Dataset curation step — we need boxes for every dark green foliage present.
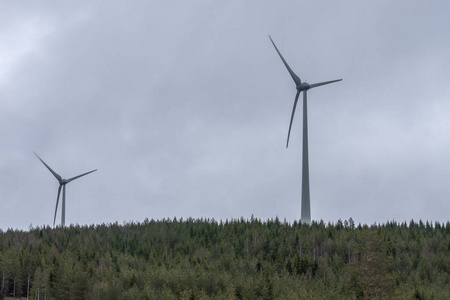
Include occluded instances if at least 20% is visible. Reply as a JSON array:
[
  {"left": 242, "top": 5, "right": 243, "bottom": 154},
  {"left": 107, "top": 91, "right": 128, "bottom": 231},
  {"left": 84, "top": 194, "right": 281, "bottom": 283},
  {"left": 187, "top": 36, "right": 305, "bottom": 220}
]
[{"left": 0, "top": 218, "right": 449, "bottom": 299}]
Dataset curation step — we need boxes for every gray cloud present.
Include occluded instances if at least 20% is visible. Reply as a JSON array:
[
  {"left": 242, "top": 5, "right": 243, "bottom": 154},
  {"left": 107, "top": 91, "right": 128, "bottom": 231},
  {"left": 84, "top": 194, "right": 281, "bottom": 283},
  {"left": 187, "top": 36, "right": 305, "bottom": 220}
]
[{"left": 1, "top": 1, "right": 449, "bottom": 230}]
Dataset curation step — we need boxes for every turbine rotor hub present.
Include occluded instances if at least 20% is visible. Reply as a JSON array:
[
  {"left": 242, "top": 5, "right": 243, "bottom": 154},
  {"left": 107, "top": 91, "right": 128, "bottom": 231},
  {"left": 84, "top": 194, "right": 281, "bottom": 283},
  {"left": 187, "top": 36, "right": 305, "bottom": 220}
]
[{"left": 296, "top": 82, "right": 310, "bottom": 91}]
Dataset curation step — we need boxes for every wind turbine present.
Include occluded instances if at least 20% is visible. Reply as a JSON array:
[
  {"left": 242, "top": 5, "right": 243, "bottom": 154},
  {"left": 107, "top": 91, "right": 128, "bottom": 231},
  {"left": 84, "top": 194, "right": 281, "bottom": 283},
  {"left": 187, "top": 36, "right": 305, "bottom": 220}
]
[
  {"left": 269, "top": 36, "right": 342, "bottom": 224},
  {"left": 34, "top": 152, "right": 97, "bottom": 227}
]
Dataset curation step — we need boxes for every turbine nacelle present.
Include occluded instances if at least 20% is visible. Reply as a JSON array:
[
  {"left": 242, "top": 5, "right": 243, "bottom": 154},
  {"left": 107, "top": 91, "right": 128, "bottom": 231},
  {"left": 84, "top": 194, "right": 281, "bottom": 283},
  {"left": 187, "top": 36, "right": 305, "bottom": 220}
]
[{"left": 296, "top": 82, "right": 310, "bottom": 91}]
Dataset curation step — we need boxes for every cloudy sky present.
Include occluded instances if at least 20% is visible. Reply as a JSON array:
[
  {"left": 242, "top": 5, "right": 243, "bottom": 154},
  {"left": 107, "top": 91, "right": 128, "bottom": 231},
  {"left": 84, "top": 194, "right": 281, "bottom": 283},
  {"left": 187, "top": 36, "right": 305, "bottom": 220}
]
[{"left": 1, "top": 1, "right": 449, "bottom": 230}]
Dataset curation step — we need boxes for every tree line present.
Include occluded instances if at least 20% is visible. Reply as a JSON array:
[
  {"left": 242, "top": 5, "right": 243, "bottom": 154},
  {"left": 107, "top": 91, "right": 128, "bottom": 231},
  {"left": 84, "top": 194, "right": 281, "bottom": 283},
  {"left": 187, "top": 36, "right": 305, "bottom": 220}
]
[{"left": 0, "top": 217, "right": 449, "bottom": 299}]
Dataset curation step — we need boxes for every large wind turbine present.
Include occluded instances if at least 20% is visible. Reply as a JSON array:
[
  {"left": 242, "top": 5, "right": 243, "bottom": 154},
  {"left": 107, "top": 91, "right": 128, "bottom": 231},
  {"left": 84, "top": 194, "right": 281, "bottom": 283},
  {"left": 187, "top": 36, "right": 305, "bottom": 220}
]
[
  {"left": 34, "top": 152, "right": 97, "bottom": 227},
  {"left": 269, "top": 36, "right": 342, "bottom": 224}
]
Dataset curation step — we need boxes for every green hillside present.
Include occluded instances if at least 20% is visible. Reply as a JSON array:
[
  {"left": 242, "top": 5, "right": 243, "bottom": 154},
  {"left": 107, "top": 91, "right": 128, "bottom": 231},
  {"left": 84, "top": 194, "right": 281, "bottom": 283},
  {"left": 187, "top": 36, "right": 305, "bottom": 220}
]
[{"left": 0, "top": 218, "right": 449, "bottom": 299}]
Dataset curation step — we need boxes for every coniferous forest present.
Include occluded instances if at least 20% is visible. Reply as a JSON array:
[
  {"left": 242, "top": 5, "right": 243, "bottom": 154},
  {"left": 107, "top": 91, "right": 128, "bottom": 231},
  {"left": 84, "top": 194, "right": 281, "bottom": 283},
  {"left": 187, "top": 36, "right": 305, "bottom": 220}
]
[{"left": 0, "top": 218, "right": 449, "bottom": 299}]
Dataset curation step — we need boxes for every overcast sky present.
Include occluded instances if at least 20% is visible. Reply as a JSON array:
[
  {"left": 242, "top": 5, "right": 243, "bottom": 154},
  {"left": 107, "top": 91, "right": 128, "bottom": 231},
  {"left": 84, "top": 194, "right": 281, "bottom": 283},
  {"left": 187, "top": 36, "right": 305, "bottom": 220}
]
[{"left": 1, "top": 1, "right": 449, "bottom": 230}]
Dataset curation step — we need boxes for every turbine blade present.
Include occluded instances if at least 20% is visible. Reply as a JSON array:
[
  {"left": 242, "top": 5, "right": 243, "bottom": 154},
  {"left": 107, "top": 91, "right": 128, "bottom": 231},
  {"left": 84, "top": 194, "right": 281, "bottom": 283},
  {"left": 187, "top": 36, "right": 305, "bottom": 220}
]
[
  {"left": 309, "top": 79, "right": 342, "bottom": 89},
  {"left": 66, "top": 169, "right": 97, "bottom": 183},
  {"left": 34, "top": 152, "right": 62, "bottom": 182},
  {"left": 287, "top": 90, "right": 301, "bottom": 148},
  {"left": 54, "top": 185, "right": 62, "bottom": 227},
  {"left": 268, "top": 35, "right": 302, "bottom": 86}
]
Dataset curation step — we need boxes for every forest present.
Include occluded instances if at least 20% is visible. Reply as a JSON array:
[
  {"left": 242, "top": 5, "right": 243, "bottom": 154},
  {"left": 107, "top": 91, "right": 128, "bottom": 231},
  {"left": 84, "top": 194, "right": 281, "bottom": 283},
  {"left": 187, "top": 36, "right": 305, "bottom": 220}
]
[{"left": 0, "top": 217, "right": 449, "bottom": 299}]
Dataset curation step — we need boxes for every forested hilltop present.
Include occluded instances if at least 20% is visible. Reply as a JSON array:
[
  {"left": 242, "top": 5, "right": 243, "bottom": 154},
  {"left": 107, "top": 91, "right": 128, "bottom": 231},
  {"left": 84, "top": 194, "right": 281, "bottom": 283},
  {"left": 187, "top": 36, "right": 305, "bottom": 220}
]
[{"left": 0, "top": 218, "right": 449, "bottom": 300}]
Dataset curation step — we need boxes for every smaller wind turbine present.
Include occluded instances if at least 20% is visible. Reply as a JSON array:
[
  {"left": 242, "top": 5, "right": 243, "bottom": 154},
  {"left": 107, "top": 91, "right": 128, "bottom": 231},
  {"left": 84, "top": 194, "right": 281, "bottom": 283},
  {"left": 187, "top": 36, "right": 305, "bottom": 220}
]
[{"left": 34, "top": 152, "right": 97, "bottom": 227}]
